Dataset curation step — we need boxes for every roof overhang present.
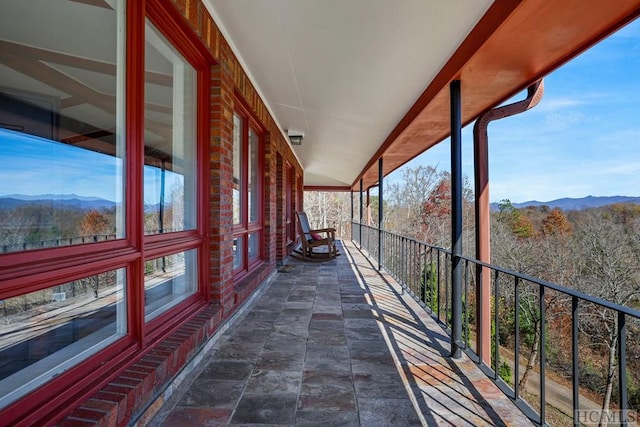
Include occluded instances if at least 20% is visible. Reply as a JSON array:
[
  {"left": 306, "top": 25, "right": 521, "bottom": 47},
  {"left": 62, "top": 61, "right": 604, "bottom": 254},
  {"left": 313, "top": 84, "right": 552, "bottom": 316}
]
[{"left": 204, "top": 0, "right": 640, "bottom": 191}]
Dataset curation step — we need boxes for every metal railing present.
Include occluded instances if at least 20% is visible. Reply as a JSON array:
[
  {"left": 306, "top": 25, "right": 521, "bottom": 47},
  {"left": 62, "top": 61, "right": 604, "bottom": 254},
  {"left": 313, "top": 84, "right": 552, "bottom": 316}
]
[
  {"left": 1, "top": 234, "right": 118, "bottom": 253},
  {"left": 1, "top": 228, "right": 185, "bottom": 253},
  {"left": 353, "top": 221, "right": 640, "bottom": 426}
]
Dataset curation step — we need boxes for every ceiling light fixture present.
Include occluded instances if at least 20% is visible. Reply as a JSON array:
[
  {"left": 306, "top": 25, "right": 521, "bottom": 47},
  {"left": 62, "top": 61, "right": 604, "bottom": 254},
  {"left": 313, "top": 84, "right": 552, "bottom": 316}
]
[{"left": 287, "top": 129, "right": 304, "bottom": 145}]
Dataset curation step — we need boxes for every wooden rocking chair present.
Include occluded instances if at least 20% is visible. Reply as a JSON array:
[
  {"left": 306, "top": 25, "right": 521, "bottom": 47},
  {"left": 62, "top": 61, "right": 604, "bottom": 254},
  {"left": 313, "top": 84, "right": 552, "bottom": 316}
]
[{"left": 293, "top": 211, "right": 339, "bottom": 262}]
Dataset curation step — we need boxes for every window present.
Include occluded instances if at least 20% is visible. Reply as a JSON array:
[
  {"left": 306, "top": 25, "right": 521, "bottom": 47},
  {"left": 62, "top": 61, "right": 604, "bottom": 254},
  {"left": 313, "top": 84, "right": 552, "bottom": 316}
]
[
  {"left": 0, "top": 269, "right": 127, "bottom": 408},
  {"left": 0, "top": 0, "right": 125, "bottom": 254},
  {"left": 0, "top": 0, "right": 210, "bottom": 416},
  {"left": 144, "top": 20, "right": 197, "bottom": 235},
  {"left": 145, "top": 250, "right": 197, "bottom": 320},
  {"left": 232, "top": 107, "right": 263, "bottom": 275},
  {"left": 0, "top": 0, "right": 127, "bottom": 407}
]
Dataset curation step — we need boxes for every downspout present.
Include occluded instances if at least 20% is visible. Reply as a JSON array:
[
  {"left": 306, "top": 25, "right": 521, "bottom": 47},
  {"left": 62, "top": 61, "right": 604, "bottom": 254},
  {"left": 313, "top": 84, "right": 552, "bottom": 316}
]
[{"left": 473, "top": 79, "right": 544, "bottom": 366}]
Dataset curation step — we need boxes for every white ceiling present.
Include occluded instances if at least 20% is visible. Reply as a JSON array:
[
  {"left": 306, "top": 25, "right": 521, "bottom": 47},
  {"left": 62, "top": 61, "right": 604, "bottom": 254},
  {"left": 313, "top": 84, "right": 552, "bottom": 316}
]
[{"left": 204, "top": 0, "right": 494, "bottom": 187}]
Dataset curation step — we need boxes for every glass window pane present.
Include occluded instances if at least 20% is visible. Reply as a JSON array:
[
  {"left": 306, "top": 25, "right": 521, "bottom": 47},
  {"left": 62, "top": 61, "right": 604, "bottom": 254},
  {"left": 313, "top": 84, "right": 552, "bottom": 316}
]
[
  {"left": 143, "top": 20, "right": 197, "bottom": 235},
  {"left": 232, "top": 236, "right": 244, "bottom": 271},
  {"left": 145, "top": 249, "right": 197, "bottom": 320},
  {"left": 248, "top": 127, "right": 259, "bottom": 223},
  {"left": 0, "top": 269, "right": 127, "bottom": 408},
  {"left": 248, "top": 232, "right": 259, "bottom": 262},
  {"left": 0, "top": 0, "right": 125, "bottom": 253},
  {"left": 232, "top": 114, "right": 242, "bottom": 225}
]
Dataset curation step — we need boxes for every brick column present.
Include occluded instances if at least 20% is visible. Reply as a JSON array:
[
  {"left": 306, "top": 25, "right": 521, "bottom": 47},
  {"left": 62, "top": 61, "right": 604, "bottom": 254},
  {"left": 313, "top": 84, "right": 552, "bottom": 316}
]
[
  {"left": 209, "top": 59, "right": 234, "bottom": 312},
  {"left": 262, "top": 132, "right": 277, "bottom": 264},
  {"left": 275, "top": 153, "right": 286, "bottom": 261}
]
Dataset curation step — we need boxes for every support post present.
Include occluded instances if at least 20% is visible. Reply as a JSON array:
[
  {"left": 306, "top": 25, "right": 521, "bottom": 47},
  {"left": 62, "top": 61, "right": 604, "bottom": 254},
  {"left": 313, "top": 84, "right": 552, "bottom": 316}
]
[
  {"left": 378, "top": 157, "right": 384, "bottom": 271},
  {"left": 350, "top": 190, "right": 354, "bottom": 241},
  {"left": 359, "top": 178, "right": 363, "bottom": 247},
  {"left": 450, "top": 80, "right": 463, "bottom": 359}
]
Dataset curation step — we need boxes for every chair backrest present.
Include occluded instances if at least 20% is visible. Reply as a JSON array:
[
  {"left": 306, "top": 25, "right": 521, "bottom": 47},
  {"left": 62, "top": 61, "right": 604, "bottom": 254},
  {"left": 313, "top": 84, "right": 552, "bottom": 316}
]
[{"left": 296, "top": 212, "right": 313, "bottom": 241}]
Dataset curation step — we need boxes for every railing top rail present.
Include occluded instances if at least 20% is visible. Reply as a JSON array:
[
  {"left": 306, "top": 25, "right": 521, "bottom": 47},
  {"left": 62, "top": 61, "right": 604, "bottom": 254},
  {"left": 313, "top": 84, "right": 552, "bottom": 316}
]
[
  {"left": 352, "top": 221, "right": 451, "bottom": 255},
  {"left": 459, "top": 253, "right": 640, "bottom": 318},
  {"left": 352, "top": 220, "right": 640, "bottom": 319}
]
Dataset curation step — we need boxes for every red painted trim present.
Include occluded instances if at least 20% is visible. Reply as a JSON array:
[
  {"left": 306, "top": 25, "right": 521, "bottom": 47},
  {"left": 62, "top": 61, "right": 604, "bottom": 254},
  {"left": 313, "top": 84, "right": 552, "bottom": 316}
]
[
  {"left": 198, "top": 66, "right": 212, "bottom": 303},
  {"left": 128, "top": 0, "right": 146, "bottom": 353},
  {"left": 0, "top": 238, "right": 130, "bottom": 272},
  {"left": 143, "top": 0, "right": 213, "bottom": 337},
  {"left": 0, "top": 247, "right": 138, "bottom": 298},
  {"left": 147, "top": 0, "right": 215, "bottom": 64},
  {"left": 304, "top": 185, "right": 351, "bottom": 192}
]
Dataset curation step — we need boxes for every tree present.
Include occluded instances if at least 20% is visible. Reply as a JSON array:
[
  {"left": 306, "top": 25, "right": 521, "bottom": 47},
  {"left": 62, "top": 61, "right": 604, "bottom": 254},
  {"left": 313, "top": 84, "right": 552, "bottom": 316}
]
[
  {"left": 303, "top": 191, "right": 352, "bottom": 238},
  {"left": 541, "top": 208, "right": 572, "bottom": 236},
  {"left": 0, "top": 208, "right": 35, "bottom": 250},
  {"left": 80, "top": 210, "right": 110, "bottom": 237},
  {"left": 573, "top": 210, "right": 640, "bottom": 421},
  {"left": 496, "top": 199, "right": 535, "bottom": 238}
]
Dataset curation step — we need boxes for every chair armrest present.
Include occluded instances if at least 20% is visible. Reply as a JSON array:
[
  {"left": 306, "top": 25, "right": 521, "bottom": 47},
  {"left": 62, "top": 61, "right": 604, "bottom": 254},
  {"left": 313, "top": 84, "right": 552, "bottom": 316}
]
[{"left": 310, "top": 227, "right": 335, "bottom": 233}]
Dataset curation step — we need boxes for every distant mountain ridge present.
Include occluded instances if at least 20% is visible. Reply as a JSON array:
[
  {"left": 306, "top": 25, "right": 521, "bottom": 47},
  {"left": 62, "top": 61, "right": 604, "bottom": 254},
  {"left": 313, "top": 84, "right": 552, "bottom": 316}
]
[
  {"left": 0, "top": 193, "right": 111, "bottom": 202},
  {"left": 492, "top": 195, "right": 640, "bottom": 211},
  {"left": 0, "top": 194, "right": 117, "bottom": 211}
]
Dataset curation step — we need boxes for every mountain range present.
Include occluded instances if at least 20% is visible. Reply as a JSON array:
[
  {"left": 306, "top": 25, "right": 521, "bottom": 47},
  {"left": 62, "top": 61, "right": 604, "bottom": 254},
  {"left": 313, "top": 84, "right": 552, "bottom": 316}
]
[
  {"left": 492, "top": 195, "right": 640, "bottom": 211},
  {"left": 0, "top": 194, "right": 117, "bottom": 211},
  {"left": 1, "top": 194, "right": 639, "bottom": 213}
]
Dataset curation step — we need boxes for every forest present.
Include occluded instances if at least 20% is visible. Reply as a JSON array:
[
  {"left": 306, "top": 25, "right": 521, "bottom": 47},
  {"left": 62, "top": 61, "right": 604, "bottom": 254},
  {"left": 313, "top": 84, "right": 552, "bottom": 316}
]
[{"left": 304, "top": 165, "right": 640, "bottom": 424}]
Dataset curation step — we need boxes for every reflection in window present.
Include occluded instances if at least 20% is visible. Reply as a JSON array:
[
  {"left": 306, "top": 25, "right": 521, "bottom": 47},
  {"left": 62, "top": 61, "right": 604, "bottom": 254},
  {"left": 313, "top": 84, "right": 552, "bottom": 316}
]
[
  {"left": 0, "top": 0, "right": 125, "bottom": 253},
  {"left": 232, "top": 108, "right": 262, "bottom": 275},
  {"left": 233, "top": 237, "right": 244, "bottom": 271},
  {"left": 233, "top": 114, "right": 242, "bottom": 225},
  {"left": 0, "top": 269, "right": 127, "bottom": 407},
  {"left": 145, "top": 250, "right": 197, "bottom": 320},
  {"left": 248, "top": 128, "right": 259, "bottom": 223},
  {"left": 143, "top": 20, "right": 196, "bottom": 235},
  {"left": 248, "top": 232, "right": 259, "bottom": 262}
]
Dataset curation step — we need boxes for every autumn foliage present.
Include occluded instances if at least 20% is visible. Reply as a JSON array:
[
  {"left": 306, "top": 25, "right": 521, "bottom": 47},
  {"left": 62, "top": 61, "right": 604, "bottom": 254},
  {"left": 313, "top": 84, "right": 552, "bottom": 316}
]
[{"left": 80, "top": 210, "right": 111, "bottom": 236}]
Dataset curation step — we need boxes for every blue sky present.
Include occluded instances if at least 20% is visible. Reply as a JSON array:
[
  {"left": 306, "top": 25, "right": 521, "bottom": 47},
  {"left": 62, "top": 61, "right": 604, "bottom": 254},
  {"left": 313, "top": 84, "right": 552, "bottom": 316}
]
[
  {"left": 0, "top": 128, "right": 180, "bottom": 204},
  {"left": 394, "top": 18, "right": 640, "bottom": 203},
  {"left": 0, "top": 129, "right": 124, "bottom": 202}
]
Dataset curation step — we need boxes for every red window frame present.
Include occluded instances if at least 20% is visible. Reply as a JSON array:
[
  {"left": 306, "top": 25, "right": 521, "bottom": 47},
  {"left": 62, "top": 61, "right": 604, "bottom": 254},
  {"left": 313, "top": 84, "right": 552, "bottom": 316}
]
[
  {"left": 232, "top": 99, "right": 264, "bottom": 279},
  {"left": 0, "top": 0, "right": 213, "bottom": 424},
  {"left": 141, "top": 0, "right": 212, "bottom": 343}
]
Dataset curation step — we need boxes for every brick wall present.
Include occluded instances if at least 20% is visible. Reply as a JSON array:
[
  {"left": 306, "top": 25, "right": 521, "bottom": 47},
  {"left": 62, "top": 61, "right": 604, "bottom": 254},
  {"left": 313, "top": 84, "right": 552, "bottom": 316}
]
[
  {"left": 209, "top": 61, "right": 235, "bottom": 311},
  {"left": 170, "top": 0, "right": 303, "bottom": 311}
]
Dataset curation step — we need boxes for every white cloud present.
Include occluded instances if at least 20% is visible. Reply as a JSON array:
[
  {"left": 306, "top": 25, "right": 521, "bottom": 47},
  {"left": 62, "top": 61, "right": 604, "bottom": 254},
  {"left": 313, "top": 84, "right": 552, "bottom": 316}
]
[{"left": 537, "top": 97, "right": 585, "bottom": 112}]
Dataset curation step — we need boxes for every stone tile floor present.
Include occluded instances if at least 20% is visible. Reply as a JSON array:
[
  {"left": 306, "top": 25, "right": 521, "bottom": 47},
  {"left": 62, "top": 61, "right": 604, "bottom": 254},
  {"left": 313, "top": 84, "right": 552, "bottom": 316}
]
[{"left": 146, "top": 240, "right": 532, "bottom": 426}]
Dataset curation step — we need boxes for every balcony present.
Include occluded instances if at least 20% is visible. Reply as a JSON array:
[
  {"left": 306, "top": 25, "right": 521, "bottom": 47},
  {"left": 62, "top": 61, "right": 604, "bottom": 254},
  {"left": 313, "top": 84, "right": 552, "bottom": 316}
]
[{"left": 147, "top": 239, "right": 533, "bottom": 426}]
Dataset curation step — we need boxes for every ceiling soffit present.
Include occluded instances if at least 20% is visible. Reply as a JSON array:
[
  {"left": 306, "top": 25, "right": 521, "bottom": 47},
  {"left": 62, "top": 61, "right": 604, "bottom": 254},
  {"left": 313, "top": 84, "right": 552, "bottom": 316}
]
[{"left": 205, "top": 0, "right": 494, "bottom": 187}]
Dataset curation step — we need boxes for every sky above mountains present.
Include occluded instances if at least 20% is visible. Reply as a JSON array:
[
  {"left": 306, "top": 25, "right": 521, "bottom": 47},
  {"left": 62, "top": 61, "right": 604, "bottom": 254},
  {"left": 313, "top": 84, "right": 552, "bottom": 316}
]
[{"left": 397, "top": 18, "right": 640, "bottom": 203}]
